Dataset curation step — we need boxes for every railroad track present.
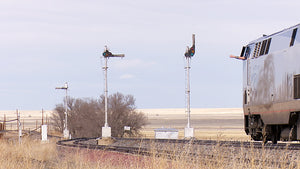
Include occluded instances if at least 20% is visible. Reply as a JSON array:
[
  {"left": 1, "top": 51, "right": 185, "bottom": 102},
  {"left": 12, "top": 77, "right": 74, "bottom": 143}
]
[
  {"left": 57, "top": 138, "right": 152, "bottom": 156},
  {"left": 57, "top": 137, "right": 300, "bottom": 151},
  {"left": 57, "top": 138, "right": 300, "bottom": 168}
]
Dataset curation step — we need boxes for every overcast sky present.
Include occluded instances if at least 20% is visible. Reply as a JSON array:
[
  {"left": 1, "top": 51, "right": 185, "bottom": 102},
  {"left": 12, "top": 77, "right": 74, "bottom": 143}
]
[{"left": 1, "top": 0, "right": 300, "bottom": 110}]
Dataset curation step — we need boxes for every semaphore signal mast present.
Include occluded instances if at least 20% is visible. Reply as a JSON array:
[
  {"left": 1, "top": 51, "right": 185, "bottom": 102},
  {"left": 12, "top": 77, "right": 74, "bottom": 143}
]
[
  {"left": 184, "top": 34, "right": 195, "bottom": 138},
  {"left": 55, "top": 82, "right": 69, "bottom": 139},
  {"left": 101, "top": 46, "right": 124, "bottom": 138}
]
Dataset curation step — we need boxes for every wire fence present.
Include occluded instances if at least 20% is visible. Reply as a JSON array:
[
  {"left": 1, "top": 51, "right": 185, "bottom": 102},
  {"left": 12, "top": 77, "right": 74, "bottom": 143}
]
[{"left": 0, "top": 111, "right": 53, "bottom": 138}]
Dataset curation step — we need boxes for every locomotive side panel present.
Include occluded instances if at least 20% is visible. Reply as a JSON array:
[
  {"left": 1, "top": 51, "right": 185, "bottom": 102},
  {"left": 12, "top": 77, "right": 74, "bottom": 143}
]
[
  {"left": 241, "top": 24, "right": 300, "bottom": 143},
  {"left": 245, "top": 44, "right": 300, "bottom": 124}
]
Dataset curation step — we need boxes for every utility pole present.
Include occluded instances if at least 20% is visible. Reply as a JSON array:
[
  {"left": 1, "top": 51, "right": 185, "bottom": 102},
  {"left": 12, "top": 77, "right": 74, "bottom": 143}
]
[
  {"left": 4, "top": 114, "right": 6, "bottom": 131},
  {"left": 42, "top": 109, "right": 44, "bottom": 125},
  {"left": 17, "top": 109, "right": 21, "bottom": 144},
  {"left": 55, "top": 82, "right": 69, "bottom": 139},
  {"left": 184, "top": 34, "right": 195, "bottom": 138},
  {"left": 101, "top": 46, "right": 124, "bottom": 138}
]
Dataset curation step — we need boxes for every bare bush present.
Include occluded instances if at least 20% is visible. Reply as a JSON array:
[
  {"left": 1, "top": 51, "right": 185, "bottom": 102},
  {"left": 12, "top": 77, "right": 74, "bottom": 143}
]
[
  {"left": 52, "top": 93, "right": 147, "bottom": 138},
  {"left": 107, "top": 93, "right": 148, "bottom": 137},
  {"left": 51, "top": 104, "right": 65, "bottom": 133}
]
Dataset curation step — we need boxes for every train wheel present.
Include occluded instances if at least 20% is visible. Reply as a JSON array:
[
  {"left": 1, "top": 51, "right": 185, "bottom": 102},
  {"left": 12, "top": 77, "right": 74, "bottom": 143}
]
[
  {"left": 271, "top": 134, "right": 277, "bottom": 144},
  {"left": 262, "top": 125, "right": 268, "bottom": 144},
  {"left": 251, "top": 134, "right": 262, "bottom": 141},
  {"left": 288, "top": 125, "right": 296, "bottom": 141},
  {"left": 271, "top": 126, "right": 278, "bottom": 144}
]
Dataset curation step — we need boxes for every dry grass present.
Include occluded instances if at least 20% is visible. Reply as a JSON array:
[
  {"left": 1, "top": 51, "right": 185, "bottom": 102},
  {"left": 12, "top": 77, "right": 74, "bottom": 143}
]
[
  {"left": 0, "top": 137, "right": 299, "bottom": 169},
  {"left": 0, "top": 137, "right": 124, "bottom": 169},
  {"left": 0, "top": 108, "right": 297, "bottom": 168},
  {"left": 0, "top": 138, "right": 57, "bottom": 169}
]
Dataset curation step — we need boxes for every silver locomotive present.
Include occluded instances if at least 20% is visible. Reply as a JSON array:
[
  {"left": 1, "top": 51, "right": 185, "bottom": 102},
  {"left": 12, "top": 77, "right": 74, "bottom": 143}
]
[{"left": 235, "top": 24, "right": 300, "bottom": 143}]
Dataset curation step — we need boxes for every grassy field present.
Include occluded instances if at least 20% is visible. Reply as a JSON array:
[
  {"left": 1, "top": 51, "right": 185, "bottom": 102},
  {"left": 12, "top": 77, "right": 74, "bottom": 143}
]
[{"left": 0, "top": 134, "right": 298, "bottom": 168}]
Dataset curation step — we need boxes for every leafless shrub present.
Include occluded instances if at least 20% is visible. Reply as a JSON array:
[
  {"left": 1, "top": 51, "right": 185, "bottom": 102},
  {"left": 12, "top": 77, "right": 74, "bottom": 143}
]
[
  {"left": 52, "top": 92, "right": 147, "bottom": 138},
  {"left": 51, "top": 104, "right": 65, "bottom": 133}
]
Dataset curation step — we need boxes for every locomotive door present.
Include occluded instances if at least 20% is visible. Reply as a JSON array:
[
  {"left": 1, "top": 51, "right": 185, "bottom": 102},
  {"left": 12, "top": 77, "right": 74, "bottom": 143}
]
[
  {"left": 245, "top": 45, "right": 253, "bottom": 105},
  {"left": 243, "top": 58, "right": 251, "bottom": 105},
  {"left": 247, "top": 59, "right": 251, "bottom": 104}
]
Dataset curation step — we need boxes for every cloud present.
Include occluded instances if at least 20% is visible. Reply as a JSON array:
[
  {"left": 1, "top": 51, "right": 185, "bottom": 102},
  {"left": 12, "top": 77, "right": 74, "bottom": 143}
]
[{"left": 120, "top": 74, "right": 135, "bottom": 79}]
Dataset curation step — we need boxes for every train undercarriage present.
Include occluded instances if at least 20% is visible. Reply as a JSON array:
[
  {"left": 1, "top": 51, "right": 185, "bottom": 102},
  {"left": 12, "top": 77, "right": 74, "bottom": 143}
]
[{"left": 245, "top": 112, "right": 300, "bottom": 144}]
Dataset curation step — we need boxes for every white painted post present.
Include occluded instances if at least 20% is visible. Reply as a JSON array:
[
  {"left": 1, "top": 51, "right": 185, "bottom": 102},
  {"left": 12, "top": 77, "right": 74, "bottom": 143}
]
[
  {"left": 101, "top": 46, "right": 124, "bottom": 138},
  {"left": 55, "top": 82, "right": 70, "bottom": 139},
  {"left": 41, "top": 125, "right": 48, "bottom": 142},
  {"left": 184, "top": 34, "right": 195, "bottom": 138}
]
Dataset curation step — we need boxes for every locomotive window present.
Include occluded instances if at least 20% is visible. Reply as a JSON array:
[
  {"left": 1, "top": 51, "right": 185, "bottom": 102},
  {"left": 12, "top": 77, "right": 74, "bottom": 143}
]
[
  {"left": 294, "top": 74, "right": 300, "bottom": 99},
  {"left": 245, "top": 46, "right": 251, "bottom": 58},
  {"left": 295, "top": 27, "right": 300, "bottom": 45},
  {"left": 240, "top": 46, "right": 251, "bottom": 59},
  {"left": 290, "top": 28, "right": 298, "bottom": 47},
  {"left": 240, "top": 46, "right": 246, "bottom": 57},
  {"left": 268, "top": 30, "right": 293, "bottom": 53}
]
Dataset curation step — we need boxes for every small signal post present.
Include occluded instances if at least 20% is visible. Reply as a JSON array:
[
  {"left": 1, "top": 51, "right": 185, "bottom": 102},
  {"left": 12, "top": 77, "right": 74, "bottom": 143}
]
[
  {"left": 102, "top": 46, "right": 124, "bottom": 138},
  {"left": 184, "top": 34, "right": 195, "bottom": 138}
]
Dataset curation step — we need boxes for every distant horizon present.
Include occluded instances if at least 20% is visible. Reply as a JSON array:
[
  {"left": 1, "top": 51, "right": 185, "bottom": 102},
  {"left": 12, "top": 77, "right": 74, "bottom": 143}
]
[{"left": 0, "top": 107, "right": 243, "bottom": 112}]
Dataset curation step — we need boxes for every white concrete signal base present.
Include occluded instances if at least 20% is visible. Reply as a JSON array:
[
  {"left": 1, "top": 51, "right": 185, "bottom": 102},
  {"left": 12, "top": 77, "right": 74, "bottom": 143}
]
[
  {"left": 41, "top": 125, "right": 48, "bottom": 142},
  {"left": 184, "top": 127, "right": 194, "bottom": 138},
  {"left": 63, "top": 128, "right": 70, "bottom": 139},
  {"left": 102, "top": 126, "right": 111, "bottom": 138}
]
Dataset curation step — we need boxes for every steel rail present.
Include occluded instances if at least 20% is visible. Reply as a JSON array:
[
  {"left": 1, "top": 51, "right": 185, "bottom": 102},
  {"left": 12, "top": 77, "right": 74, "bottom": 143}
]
[{"left": 56, "top": 137, "right": 300, "bottom": 151}]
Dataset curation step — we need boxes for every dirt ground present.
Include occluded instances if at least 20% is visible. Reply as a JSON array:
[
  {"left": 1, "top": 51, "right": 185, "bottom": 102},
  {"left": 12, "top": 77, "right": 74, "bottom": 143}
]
[{"left": 139, "top": 108, "right": 250, "bottom": 141}]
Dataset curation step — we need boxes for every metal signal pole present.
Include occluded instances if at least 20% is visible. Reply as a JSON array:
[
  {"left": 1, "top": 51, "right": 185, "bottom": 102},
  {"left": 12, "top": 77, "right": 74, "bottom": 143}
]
[
  {"left": 55, "top": 82, "right": 69, "bottom": 139},
  {"left": 186, "top": 56, "right": 191, "bottom": 128},
  {"left": 184, "top": 34, "right": 195, "bottom": 138},
  {"left": 104, "top": 56, "right": 108, "bottom": 128},
  {"left": 102, "top": 46, "right": 124, "bottom": 138}
]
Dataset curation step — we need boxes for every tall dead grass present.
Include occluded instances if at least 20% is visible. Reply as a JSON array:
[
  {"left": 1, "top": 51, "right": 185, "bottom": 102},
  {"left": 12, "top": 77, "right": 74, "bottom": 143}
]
[
  {"left": 0, "top": 138, "right": 57, "bottom": 169},
  {"left": 0, "top": 137, "right": 299, "bottom": 169}
]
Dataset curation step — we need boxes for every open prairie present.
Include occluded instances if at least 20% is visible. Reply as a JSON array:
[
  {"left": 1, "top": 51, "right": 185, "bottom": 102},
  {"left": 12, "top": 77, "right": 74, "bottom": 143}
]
[
  {"left": 0, "top": 108, "right": 249, "bottom": 141},
  {"left": 1, "top": 108, "right": 298, "bottom": 169},
  {"left": 139, "top": 108, "right": 249, "bottom": 141},
  {"left": 0, "top": 110, "right": 52, "bottom": 131}
]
